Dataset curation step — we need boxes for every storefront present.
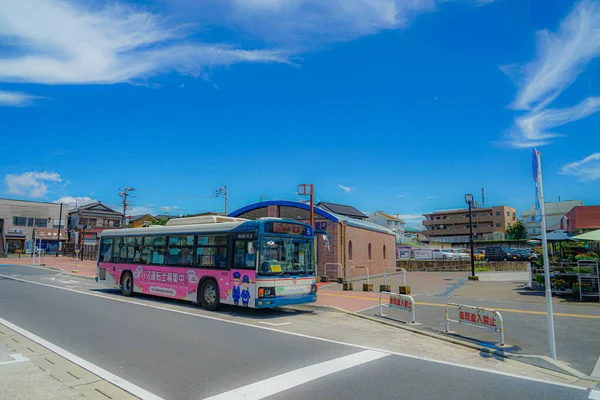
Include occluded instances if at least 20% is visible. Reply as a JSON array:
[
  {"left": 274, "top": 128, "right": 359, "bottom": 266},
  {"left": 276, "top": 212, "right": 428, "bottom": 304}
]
[
  {"left": 33, "top": 228, "right": 68, "bottom": 254},
  {"left": 5, "top": 228, "right": 26, "bottom": 253}
]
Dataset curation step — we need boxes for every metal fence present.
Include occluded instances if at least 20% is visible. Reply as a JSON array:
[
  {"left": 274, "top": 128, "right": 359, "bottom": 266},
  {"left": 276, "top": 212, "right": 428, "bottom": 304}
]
[{"left": 60, "top": 243, "right": 98, "bottom": 261}]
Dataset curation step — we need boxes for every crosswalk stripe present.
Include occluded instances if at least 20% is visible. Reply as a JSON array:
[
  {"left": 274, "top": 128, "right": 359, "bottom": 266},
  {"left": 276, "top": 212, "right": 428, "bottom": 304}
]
[{"left": 203, "top": 350, "right": 389, "bottom": 400}]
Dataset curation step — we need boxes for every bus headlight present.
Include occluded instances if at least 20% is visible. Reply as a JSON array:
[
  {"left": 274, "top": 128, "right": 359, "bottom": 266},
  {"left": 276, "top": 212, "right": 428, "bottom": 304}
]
[{"left": 259, "top": 287, "right": 275, "bottom": 298}]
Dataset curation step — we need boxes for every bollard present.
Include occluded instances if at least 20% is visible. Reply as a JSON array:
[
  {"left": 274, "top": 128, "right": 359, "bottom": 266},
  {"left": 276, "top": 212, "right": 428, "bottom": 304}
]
[
  {"left": 398, "top": 286, "right": 411, "bottom": 294},
  {"left": 343, "top": 282, "right": 354, "bottom": 291},
  {"left": 468, "top": 276, "right": 479, "bottom": 281},
  {"left": 321, "top": 276, "right": 329, "bottom": 282},
  {"left": 380, "top": 284, "right": 391, "bottom": 292},
  {"left": 363, "top": 283, "right": 373, "bottom": 292}
]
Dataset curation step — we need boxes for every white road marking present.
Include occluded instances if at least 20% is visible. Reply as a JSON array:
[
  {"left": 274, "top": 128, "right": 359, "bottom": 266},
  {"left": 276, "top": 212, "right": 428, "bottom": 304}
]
[
  {"left": 0, "top": 353, "right": 29, "bottom": 366},
  {"left": 355, "top": 304, "right": 382, "bottom": 313},
  {"left": 0, "top": 317, "right": 164, "bottom": 400},
  {"left": 258, "top": 321, "right": 291, "bottom": 326},
  {"left": 591, "top": 354, "right": 600, "bottom": 379},
  {"left": 0, "top": 272, "right": 589, "bottom": 392},
  {"left": 590, "top": 389, "right": 600, "bottom": 400},
  {"left": 203, "top": 350, "right": 389, "bottom": 400}
]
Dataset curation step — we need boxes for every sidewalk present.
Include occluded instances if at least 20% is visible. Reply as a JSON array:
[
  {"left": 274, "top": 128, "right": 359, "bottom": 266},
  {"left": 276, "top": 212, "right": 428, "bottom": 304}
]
[
  {"left": 1, "top": 256, "right": 97, "bottom": 278},
  {"left": 0, "top": 323, "right": 136, "bottom": 400}
]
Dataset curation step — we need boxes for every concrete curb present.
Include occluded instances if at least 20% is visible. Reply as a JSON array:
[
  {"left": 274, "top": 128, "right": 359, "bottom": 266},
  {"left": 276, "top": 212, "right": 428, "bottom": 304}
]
[
  {"left": 287, "top": 303, "right": 597, "bottom": 382},
  {"left": 20, "top": 263, "right": 96, "bottom": 281}
]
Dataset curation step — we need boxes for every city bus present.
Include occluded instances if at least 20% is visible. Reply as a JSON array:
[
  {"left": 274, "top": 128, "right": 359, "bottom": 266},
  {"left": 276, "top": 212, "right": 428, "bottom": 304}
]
[{"left": 96, "top": 216, "right": 317, "bottom": 310}]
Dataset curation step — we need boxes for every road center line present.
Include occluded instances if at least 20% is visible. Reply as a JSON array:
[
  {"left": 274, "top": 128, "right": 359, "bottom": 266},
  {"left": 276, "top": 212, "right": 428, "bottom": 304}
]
[
  {"left": 0, "top": 272, "right": 588, "bottom": 392},
  {"left": 258, "top": 321, "right": 292, "bottom": 326},
  {"left": 0, "top": 317, "right": 164, "bottom": 400},
  {"left": 203, "top": 350, "right": 389, "bottom": 400}
]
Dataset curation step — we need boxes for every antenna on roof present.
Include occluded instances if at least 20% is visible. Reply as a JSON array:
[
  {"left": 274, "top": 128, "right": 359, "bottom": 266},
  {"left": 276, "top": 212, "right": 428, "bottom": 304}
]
[{"left": 481, "top": 187, "right": 485, "bottom": 208}]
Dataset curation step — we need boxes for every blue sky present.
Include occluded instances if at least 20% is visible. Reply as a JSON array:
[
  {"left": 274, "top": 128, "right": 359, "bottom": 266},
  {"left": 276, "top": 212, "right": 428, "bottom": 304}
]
[{"left": 1, "top": 0, "right": 599, "bottom": 228}]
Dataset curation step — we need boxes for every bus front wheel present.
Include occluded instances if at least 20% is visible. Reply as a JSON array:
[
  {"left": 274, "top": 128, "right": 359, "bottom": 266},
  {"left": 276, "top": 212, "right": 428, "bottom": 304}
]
[
  {"left": 200, "top": 280, "right": 219, "bottom": 311},
  {"left": 121, "top": 272, "right": 134, "bottom": 297}
]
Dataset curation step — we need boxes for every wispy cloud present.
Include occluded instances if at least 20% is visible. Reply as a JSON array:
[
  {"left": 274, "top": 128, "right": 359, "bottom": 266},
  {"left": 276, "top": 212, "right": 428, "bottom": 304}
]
[
  {"left": 398, "top": 213, "right": 426, "bottom": 229},
  {"left": 503, "top": 0, "right": 600, "bottom": 147},
  {"left": 0, "top": 90, "right": 38, "bottom": 107},
  {"left": 561, "top": 152, "right": 600, "bottom": 181},
  {"left": 425, "top": 195, "right": 435, "bottom": 199},
  {"left": 338, "top": 184, "right": 355, "bottom": 193},
  {"left": 397, "top": 193, "right": 408, "bottom": 198},
  {"left": 160, "top": 206, "right": 180, "bottom": 211},
  {"left": 53, "top": 196, "right": 96, "bottom": 209},
  {"left": 5, "top": 171, "right": 62, "bottom": 198},
  {"left": 0, "top": 0, "right": 289, "bottom": 99}
]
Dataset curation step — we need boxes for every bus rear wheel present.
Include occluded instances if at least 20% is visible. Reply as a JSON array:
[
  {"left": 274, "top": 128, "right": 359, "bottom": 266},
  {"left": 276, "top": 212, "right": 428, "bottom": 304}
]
[
  {"left": 121, "top": 272, "right": 133, "bottom": 297},
  {"left": 200, "top": 280, "right": 219, "bottom": 311}
]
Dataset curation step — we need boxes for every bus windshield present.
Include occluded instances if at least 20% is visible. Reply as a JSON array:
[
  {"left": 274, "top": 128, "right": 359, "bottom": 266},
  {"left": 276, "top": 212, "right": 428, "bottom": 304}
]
[{"left": 258, "top": 237, "right": 314, "bottom": 276}]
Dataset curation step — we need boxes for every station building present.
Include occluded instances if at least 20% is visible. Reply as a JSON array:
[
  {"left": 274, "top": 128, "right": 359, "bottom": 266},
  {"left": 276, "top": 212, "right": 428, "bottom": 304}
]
[{"left": 228, "top": 200, "right": 396, "bottom": 281}]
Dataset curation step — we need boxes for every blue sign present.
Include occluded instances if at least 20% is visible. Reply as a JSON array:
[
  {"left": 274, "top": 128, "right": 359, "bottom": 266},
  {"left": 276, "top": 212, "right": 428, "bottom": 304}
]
[{"left": 315, "top": 221, "right": 328, "bottom": 231}]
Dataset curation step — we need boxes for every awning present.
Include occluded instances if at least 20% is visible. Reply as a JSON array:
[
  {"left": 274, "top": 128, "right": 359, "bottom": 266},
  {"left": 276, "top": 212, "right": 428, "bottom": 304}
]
[
  {"left": 534, "top": 230, "right": 575, "bottom": 242},
  {"left": 5, "top": 233, "right": 26, "bottom": 239},
  {"left": 572, "top": 229, "right": 600, "bottom": 242}
]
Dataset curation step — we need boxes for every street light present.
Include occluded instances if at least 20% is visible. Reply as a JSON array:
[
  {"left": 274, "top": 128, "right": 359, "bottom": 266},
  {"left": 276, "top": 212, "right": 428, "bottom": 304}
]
[{"left": 465, "top": 194, "right": 476, "bottom": 277}]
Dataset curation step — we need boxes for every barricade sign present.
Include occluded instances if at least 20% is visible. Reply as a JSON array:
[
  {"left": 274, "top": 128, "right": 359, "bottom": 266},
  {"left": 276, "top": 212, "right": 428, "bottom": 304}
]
[
  {"left": 378, "top": 292, "right": 416, "bottom": 324},
  {"left": 445, "top": 303, "right": 504, "bottom": 346}
]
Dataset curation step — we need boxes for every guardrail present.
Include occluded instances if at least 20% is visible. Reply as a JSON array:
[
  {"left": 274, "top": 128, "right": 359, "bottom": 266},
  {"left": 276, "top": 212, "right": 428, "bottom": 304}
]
[
  {"left": 444, "top": 303, "right": 504, "bottom": 346},
  {"left": 349, "top": 266, "right": 370, "bottom": 284},
  {"left": 382, "top": 267, "right": 406, "bottom": 287},
  {"left": 323, "top": 263, "right": 343, "bottom": 282},
  {"left": 377, "top": 292, "right": 416, "bottom": 324}
]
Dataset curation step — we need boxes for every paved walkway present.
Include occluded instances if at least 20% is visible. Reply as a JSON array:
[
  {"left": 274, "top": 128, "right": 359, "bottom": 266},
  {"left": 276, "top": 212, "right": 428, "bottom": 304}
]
[{"left": 1, "top": 257, "right": 97, "bottom": 278}]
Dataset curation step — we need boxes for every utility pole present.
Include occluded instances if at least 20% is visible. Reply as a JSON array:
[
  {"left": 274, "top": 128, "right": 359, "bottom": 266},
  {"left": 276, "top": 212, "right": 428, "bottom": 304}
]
[
  {"left": 56, "top": 203, "right": 63, "bottom": 257},
  {"left": 465, "top": 194, "right": 476, "bottom": 278},
  {"left": 119, "top": 187, "right": 135, "bottom": 228},
  {"left": 298, "top": 184, "right": 315, "bottom": 228}
]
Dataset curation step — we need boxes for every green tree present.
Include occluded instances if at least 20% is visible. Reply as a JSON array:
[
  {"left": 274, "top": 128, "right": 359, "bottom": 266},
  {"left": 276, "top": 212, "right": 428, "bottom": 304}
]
[
  {"left": 506, "top": 221, "right": 527, "bottom": 240},
  {"left": 151, "top": 217, "right": 169, "bottom": 226}
]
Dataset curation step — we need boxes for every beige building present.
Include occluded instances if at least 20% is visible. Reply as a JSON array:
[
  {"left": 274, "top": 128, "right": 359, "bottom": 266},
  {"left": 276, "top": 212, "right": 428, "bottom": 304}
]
[
  {"left": 422, "top": 205, "right": 518, "bottom": 243},
  {"left": 0, "top": 198, "right": 68, "bottom": 255}
]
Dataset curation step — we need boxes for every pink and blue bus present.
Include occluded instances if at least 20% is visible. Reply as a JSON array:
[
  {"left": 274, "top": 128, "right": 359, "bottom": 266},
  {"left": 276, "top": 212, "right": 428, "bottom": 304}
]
[{"left": 96, "top": 217, "right": 317, "bottom": 310}]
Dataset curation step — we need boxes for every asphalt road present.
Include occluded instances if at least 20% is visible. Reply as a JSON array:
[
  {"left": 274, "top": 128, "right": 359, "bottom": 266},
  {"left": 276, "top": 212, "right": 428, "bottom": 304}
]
[{"left": 0, "top": 264, "right": 596, "bottom": 400}]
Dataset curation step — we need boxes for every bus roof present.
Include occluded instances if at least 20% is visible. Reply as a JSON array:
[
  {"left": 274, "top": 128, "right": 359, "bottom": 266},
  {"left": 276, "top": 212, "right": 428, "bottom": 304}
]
[{"left": 99, "top": 218, "right": 311, "bottom": 238}]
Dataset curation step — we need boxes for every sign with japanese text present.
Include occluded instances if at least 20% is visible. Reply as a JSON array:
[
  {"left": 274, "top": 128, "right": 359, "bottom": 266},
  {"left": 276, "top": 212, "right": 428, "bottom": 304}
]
[
  {"left": 459, "top": 308, "right": 498, "bottom": 330},
  {"left": 413, "top": 248, "right": 432, "bottom": 260},
  {"left": 389, "top": 294, "right": 413, "bottom": 312},
  {"left": 265, "top": 222, "right": 311, "bottom": 236}
]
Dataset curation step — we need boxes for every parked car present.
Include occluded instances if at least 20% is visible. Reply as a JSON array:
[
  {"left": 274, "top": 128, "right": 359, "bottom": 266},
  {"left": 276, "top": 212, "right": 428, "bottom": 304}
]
[
  {"left": 515, "top": 248, "right": 538, "bottom": 261},
  {"left": 450, "top": 249, "right": 470, "bottom": 261},
  {"left": 484, "top": 246, "right": 518, "bottom": 261},
  {"left": 473, "top": 250, "right": 485, "bottom": 261},
  {"left": 432, "top": 249, "right": 460, "bottom": 260}
]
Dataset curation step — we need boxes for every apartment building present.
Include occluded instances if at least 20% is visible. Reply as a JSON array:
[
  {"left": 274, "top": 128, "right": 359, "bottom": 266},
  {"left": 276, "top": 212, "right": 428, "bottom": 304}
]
[
  {"left": 521, "top": 200, "right": 583, "bottom": 237},
  {"left": 0, "top": 198, "right": 67, "bottom": 254},
  {"left": 367, "top": 211, "right": 406, "bottom": 243},
  {"left": 422, "top": 205, "right": 518, "bottom": 243}
]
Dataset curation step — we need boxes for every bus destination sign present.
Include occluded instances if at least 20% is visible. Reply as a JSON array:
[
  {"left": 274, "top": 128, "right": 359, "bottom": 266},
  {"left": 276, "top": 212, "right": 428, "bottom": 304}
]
[{"left": 266, "top": 222, "right": 311, "bottom": 236}]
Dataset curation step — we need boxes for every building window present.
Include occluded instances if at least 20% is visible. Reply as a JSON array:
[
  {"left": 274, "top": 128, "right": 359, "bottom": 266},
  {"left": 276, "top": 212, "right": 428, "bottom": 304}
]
[
  {"left": 34, "top": 218, "right": 48, "bottom": 228},
  {"left": 27, "top": 217, "right": 34, "bottom": 227},
  {"left": 368, "top": 243, "right": 372, "bottom": 260},
  {"left": 436, "top": 216, "right": 440, "bottom": 220},
  {"left": 496, "top": 223, "right": 501, "bottom": 227},
  {"left": 13, "top": 216, "right": 27, "bottom": 226},
  {"left": 473, "top": 224, "right": 478, "bottom": 228},
  {"left": 348, "top": 240, "right": 353, "bottom": 260},
  {"left": 383, "top": 245, "right": 386, "bottom": 260},
  {"left": 496, "top": 211, "right": 501, "bottom": 216},
  {"left": 506, "top": 211, "right": 510, "bottom": 216},
  {"left": 530, "top": 216, "right": 535, "bottom": 222},
  {"left": 512, "top": 212, "right": 516, "bottom": 218}
]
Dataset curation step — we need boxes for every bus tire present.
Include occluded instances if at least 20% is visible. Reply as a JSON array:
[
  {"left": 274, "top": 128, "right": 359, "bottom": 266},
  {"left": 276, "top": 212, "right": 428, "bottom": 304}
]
[
  {"left": 200, "top": 279, "right": 219, "bottom": 311},
  {"left": 120, "top": 272, "right": 134, "bottom": 297}
]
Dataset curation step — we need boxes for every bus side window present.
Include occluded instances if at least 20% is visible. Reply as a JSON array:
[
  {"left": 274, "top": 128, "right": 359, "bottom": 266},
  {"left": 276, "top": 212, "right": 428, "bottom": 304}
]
[
  {"left": 112, "top": 238, "right": 121, "bottom": 263},
  {"left": 234, "top": 240, "right": 256, "bottom": 269},
  {"left": 99, "top": 238, "right": 113, "bottom": 263},
  {"left": 148, "top": 236, "right": 166, "bottom": 265}
]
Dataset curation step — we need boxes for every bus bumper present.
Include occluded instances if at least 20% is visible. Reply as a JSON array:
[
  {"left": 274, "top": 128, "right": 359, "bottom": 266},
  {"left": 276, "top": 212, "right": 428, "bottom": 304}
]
[{"left": 255, "top": 294, "right": 317, "bottom": 308}]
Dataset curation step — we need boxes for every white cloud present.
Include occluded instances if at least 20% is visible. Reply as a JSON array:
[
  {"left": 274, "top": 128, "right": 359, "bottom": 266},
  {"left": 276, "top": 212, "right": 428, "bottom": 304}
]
[
  {"left": 171, "top": 0, "right": 495, "bottom": 46},
  {"left": 338, "top": 184, "right": 355, "bottom": 193},
  {"left": 0, "top": 90, "right": 38, "bottom": 107},
  {"left": 0, "top": 0, "right": 289, "bottom": 88},
  {"left": 397, "top": 193, "right": 408, "bottom": 198},
  {"left": 561, "top": 152, "right": 600, "bottom": 181},
  {"left": 425, "top": 195, "right": 435, "bottom": 199},
  {"left": 160, "top": 206, "right": 180, "bottom": 211},
  {"left": 5, "top": 171, "right": 62, "bottom": 198},
  {"left": 508, "top": 97, "right": 600, "bottom": 148},
  {"left": 53, "top": 196, "right": 96, "bottom": 209},
  {"left": 503, "top": 0, "right": 600, "bottom": 147},
  {"left": 127, "top": 206, "right": 155, "bottom": 216},
  {"left": 398, "top": 213, "right": 426, "bottom": 228}
]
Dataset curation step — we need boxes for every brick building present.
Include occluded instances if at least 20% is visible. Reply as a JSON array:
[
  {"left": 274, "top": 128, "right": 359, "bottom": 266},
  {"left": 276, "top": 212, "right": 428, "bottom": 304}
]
[
  {"left": 422, "top": 205, "right": 518, "bottom": 243},
  {"left": 228, "top": 200, "right": 396, "bottom": 281},
  {"left": 562, "top": 206, "right": 600, "bottom": 234}
]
